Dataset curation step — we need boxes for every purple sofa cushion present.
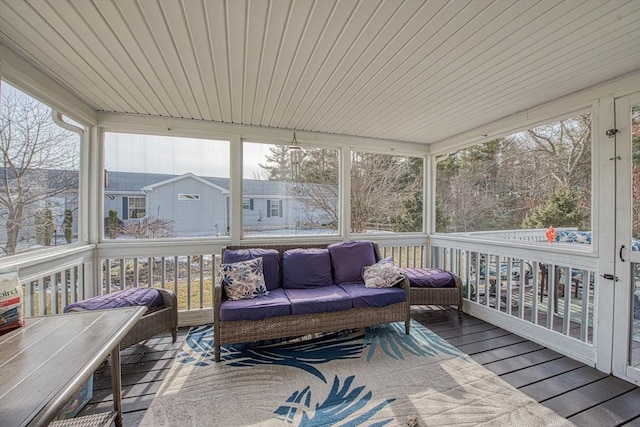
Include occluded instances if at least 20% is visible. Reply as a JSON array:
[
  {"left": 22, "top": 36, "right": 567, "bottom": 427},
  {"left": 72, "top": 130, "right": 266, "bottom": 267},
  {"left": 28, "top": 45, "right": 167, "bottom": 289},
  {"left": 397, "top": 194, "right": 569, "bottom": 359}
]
[
  {"left": 339, "top": 283, "right": 406, "bottom": 308},
  {"left": 223, "top": 248, "right": 281, "bottom": 290},
  {"left": 328, "top": 241, "right": 376, "bottom": 285},
  {"left": 219, "top": 288, "right": 291, "bottom": 321},
  {"left": 400, "top": 268, "right": 456, "bottom": 288},
  {"left": 63, "top": 288, "right": 163, "bottom": 313},
  {"left": 283, "top": 248, "right": 333, "bottom": 289},
  {"left": 284, "top": 286, "right": 352, "bottom": 315}
]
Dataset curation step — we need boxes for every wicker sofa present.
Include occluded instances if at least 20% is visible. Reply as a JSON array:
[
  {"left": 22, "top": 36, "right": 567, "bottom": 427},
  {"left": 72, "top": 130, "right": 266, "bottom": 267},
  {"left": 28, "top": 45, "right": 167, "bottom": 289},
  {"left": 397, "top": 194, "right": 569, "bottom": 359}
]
[{"left": 213, "top": 241, "right": 410, "bottom": 362}]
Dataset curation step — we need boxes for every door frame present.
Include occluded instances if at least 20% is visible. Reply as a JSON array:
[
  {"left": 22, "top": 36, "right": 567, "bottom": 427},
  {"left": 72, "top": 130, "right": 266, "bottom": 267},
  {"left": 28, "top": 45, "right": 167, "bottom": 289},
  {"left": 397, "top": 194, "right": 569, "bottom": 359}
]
[{"left": 612, "top": 92, "right": 640, "bottom": 385}]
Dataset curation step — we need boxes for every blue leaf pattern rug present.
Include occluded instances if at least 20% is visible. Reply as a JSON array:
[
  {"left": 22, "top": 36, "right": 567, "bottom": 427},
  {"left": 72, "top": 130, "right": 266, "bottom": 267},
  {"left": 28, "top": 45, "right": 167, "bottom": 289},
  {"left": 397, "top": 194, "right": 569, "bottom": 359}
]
[{"left": 140, "top": 320, "right": 574, "bottom": 426}]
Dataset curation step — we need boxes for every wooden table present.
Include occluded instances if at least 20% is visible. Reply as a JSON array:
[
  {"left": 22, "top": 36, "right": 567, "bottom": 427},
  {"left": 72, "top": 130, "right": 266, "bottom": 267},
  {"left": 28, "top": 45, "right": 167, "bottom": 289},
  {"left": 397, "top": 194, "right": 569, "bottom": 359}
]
[{"left": 0, "top": 306, "right": 147, "bottom": 427}]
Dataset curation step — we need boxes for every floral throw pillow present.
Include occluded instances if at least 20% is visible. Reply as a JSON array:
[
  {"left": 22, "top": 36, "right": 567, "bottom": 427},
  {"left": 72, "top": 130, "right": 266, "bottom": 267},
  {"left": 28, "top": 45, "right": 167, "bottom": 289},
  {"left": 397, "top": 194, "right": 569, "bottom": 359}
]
[
  {"left": 362, "top": 258, "right": 403, "bottom": 288},
  {"left": 221, "top": 257, "right": 268, "bottom": 300}
]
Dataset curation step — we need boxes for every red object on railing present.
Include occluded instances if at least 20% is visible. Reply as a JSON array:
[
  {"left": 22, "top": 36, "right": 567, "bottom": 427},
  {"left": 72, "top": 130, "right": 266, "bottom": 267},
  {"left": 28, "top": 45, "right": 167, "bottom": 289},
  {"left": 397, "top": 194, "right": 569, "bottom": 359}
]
[{"left": 545, "top": 226, "right": 556, "bottom": 243}]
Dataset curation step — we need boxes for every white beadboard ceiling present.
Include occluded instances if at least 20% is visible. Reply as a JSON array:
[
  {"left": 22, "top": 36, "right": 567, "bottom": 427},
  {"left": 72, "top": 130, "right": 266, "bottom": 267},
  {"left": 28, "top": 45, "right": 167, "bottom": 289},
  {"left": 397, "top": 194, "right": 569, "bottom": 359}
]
[{"left": 0, "top": 0, "right": 639, "bottom": 145}]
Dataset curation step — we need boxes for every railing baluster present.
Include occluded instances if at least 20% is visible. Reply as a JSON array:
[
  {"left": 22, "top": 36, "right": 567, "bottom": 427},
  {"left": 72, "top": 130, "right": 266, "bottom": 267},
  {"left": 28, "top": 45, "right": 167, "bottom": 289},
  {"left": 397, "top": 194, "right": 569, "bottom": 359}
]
[
  {"left": 187, "top": 255, "right": 192, "bottom": 310},
  {"left": 199, "top": 256, "right": 204, "bottom": 309},
  {"left": 38, "top": 277, "right": 46, "bottom": 316},
  {"left": 562, "top": 267, "right": 571, "bottom": 335},
  {"left": 133, "top": 257, "right": 139, "bottom": 288},
  {"left": 161, "top": 257, "right": 167, "bottom": 289},
  {"left": 24, "top": 281, "right": 34, "bottom": 317},
  {"left": 148, "top": 257, "right": 154, "bottom": 288},
  {"left": 173, "top": 256, "right": 179, "bottom": 299},
  {"left": 506, "top": 257, "right": 513, "bottom": 315},
  {"left": 517, "top": 260, "right": 525, "bottom": 319},
  {"left": 532, "top": 262, "right": 539, "bottom": 324},
  {"left": 119, "top": 259, "right": 125, "bottom": 292},
  {"left": 547, "top": 265, "right": 556, "bottom": 330}
]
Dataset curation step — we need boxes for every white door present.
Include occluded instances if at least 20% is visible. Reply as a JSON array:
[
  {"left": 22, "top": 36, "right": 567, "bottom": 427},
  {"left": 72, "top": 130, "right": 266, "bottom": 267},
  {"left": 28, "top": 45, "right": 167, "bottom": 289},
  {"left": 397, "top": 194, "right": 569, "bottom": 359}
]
[{"left": 612, "top": 92, "right": 640, "bottom": 385}]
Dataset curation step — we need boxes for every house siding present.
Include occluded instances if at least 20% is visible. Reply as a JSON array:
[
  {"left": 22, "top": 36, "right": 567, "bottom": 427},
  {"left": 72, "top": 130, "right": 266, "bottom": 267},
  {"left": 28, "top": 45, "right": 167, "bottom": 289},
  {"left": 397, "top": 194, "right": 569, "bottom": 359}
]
[{"left": 146, "top": 176, "right": 228, "bottom": 237}]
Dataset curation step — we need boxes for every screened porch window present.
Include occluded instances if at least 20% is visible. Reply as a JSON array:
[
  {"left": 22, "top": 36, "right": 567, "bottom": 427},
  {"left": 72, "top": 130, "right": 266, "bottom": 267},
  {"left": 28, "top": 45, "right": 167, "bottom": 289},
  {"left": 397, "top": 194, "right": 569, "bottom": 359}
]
[
  {"left": 435, "top": 112, "right": 592, "bottom": 246},
  {"left": 0, "top": 82, "right": 82, "bottom": 258},
  {"left": 103, "top": 133, "right": 230, "bottom": 239},
  {"left": 242, "top": 142, "right": 339, "bottom": 237}
]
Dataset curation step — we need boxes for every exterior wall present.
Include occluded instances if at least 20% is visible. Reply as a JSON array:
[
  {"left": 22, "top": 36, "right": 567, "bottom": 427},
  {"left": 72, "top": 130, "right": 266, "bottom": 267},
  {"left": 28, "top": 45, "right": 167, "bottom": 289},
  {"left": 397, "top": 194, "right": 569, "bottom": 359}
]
[
  {"left": 242, "top": 197, "right": 334, "bottom": 231},
  {"left": 145, "top": 177, "right": 227, "bottom": 237}
]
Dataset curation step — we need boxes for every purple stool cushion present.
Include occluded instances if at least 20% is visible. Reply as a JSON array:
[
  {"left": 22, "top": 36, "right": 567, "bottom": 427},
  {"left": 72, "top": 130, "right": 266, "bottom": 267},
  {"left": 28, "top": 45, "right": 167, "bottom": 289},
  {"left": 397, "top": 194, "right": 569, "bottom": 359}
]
[
  {"left": 284, "top": 286, "right": 352, "bottom": 315},
  {"left": 400, "top": 268, "right": 456, "bottom": 288},
  {"left": 219, "top": 288, "right": 291, "bottom": 321},
  {"left": 223, "top": 248, "right": 281, "bottom": 291},
  {"left": 283, "top": 248, "right": 333, "bottom": 289},
  {"left": 328, "top": 241, "right": 376, "bottom": 285},
  {"left": 63, "top": 288, "right": 163, "bottom": 312},
  {"left": 339, "top": 283, "right": 406, "bottom": 308}
]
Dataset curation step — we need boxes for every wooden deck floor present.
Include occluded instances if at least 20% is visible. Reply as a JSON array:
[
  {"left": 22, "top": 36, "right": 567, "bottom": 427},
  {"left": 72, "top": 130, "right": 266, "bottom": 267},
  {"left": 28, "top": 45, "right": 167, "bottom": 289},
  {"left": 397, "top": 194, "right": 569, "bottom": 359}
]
[{"left": 78, "top": 306, "right": 640, "bottom": 426}]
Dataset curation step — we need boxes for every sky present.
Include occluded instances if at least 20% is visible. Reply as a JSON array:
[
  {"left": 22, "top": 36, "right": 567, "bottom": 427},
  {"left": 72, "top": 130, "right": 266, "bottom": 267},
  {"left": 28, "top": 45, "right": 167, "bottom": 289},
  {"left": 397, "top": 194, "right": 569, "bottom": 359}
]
[{"left": 105, "top": 133, "right": 273, "bottom": 179}]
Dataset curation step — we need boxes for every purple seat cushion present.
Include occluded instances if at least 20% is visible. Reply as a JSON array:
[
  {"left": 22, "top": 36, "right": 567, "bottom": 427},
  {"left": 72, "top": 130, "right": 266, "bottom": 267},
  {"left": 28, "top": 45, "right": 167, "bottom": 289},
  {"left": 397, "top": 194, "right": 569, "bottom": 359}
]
[
  {"left": 339, "top": 283, "right": 406, "bottom": 308},
  {"left": 63, "top": 288, "right": 163, "bottom": 312},
  {"left": 400, "top": 268, "right": 456, "bottom": 288},
  {"left": 283, "top": 248, "right": 333, "bottom": 289},
  {"left": 328, "top": 241, "right": 376, "bottom": 285},
  {"left": 223, "top": 248, "right": 281, "bottom": 290},
  {"left": 219, "top": 288, "right": 291, "bottom": 321},
  {"left": 284, "top": 286, "right": 352, "bottom": 315}
]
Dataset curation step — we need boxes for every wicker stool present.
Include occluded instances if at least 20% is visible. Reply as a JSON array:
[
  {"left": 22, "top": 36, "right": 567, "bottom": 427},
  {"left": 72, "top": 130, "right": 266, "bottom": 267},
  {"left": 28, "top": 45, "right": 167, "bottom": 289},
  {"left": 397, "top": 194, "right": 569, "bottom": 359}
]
[
  {"left": 400, "top": 268, "right": 463, "bottom": 319},
  {"left": 64, "top": 288, "right": 178, "bottom": 348}
]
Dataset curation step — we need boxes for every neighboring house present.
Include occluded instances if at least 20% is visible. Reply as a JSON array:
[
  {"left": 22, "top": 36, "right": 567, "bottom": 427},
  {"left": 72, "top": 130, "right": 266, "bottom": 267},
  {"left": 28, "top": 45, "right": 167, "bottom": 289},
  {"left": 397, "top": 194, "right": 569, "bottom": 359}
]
[{"left": 104, "top": 171, "right": 335, "bottom": 237}]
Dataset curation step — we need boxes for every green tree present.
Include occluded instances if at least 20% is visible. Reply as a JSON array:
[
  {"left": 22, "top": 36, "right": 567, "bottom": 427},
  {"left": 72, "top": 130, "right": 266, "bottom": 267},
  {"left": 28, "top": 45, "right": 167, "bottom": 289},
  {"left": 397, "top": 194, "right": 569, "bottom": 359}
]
[
  {"left": 107, "top": 210, "right": 120, "bottom": 239},
  {"left": 35, "top": 208, "right": 54, "bottom": 246},
  {"left": 258, "top": 145, "right": 295, "bottom": 181},
  {"left": 521, "top": 185, "right": 585, "bottom": 229},
  {"left": 63, "top": 208, "right": 73, "bottom": 243}
]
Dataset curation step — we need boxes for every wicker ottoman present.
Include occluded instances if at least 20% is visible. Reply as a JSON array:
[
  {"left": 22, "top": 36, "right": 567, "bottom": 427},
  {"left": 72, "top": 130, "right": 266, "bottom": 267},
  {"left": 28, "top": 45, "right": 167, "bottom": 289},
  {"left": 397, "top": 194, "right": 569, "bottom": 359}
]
[
  {"left": 64, "top": 288, "right": 178, "bottom": 348},
  {"left": 400, "top": 268, "right": 463, "bottom": 319}
]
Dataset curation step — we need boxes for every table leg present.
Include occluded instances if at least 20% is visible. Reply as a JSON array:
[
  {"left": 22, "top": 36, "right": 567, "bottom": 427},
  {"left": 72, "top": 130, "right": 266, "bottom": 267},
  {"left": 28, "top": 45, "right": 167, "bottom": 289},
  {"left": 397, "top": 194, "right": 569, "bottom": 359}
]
[{"left": 110, "top": 344, "right": 123, "bottom": 427}]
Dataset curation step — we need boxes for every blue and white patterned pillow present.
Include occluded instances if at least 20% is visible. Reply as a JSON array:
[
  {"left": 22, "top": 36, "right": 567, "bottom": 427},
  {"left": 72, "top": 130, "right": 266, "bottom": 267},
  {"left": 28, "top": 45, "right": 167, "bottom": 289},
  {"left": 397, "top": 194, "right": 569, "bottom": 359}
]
[
  {"left": 362, "top": 257, "right": 403, "bottom": 288},
  {"left": 222, "top": 257, "right": 269, "bottom": 300}
]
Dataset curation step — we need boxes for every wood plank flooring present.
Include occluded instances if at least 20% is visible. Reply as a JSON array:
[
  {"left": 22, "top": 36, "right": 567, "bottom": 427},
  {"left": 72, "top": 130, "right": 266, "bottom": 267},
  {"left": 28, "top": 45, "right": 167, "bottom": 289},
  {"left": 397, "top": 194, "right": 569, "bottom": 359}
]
[{"left": 77, "top": 306, "right": 640, "bottom": 426}]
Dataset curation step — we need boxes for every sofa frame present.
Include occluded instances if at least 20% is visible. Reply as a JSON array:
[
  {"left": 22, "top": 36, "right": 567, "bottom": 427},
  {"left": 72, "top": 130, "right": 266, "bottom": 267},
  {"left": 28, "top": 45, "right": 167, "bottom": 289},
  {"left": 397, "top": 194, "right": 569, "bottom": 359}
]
[{"left": 213, "top": 242, "right": 411, "bottom": 362}]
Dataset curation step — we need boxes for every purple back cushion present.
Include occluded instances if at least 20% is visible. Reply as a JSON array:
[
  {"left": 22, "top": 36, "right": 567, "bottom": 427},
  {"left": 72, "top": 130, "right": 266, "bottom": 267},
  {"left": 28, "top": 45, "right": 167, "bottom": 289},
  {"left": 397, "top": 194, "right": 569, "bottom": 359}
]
[
  {"left": 222, "top": 248, "right": 281, "bottom": 290},
  {"left": 328, "top": 241, "right": 376, "bottom": 285},
  {"left": 283, "top": 248, "right": 333, "bottom": 289}
]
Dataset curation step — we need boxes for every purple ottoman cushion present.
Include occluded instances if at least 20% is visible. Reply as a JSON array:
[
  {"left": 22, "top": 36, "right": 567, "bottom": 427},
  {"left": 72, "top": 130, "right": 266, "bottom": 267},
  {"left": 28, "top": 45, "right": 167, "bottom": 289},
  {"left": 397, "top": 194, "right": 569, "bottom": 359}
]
[
  {"left": 401, "top": 268, "right": 456, "bottom": 288},
  {"left": 283, "top": 248, "right": 333, "bottom": 289},
  {"left": 223, "top": 248, "right": 281, "bottom": 290},
  {"left": 284, "top": 286, "right": 352, "bottom": 315},
  {"left": 328, "top": 241, "right": 376, "bottom": 285},
  {"left": 219, "top": 288, "right": 291, "bottom": 321},
  {"left": 339, "top": 283, "right": 406, "bottom": 308},
  {"left": 63, "top": 288, "right": 163, "bottom": 312}
]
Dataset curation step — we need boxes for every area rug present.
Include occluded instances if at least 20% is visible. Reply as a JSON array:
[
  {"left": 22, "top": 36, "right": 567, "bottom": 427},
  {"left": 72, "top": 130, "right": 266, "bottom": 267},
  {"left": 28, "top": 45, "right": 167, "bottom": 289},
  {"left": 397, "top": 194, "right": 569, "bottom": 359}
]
[{"left": 140, "top": 320, "right": 574, "bottom": 426}]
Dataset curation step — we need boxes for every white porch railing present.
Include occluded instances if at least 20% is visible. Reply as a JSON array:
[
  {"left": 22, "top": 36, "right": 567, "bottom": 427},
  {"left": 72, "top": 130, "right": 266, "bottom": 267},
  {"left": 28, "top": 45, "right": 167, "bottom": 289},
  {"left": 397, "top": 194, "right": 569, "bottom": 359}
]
[
  {"left": 13, "top": 234, "right": 600, "bottom": 365},
  {"left": 430, "top": 231, "right": 598, "bottom": 366},
  {"left": 12, "top": 237, "right": 428, "bottom": 325},
  {"left": 9, "top": 246, "right": 95, "bottom": 317}
]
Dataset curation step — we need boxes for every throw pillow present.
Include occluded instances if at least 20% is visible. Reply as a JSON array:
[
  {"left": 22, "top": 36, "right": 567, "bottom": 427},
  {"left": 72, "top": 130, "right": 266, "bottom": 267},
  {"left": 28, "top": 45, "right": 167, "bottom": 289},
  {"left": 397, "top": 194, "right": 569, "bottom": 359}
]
[
  {"left": 221, "top": 257, "right": 268, "bottom": 300},
  {"left": 362, "top": 258, "right": 403, "bottom": 288}
]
